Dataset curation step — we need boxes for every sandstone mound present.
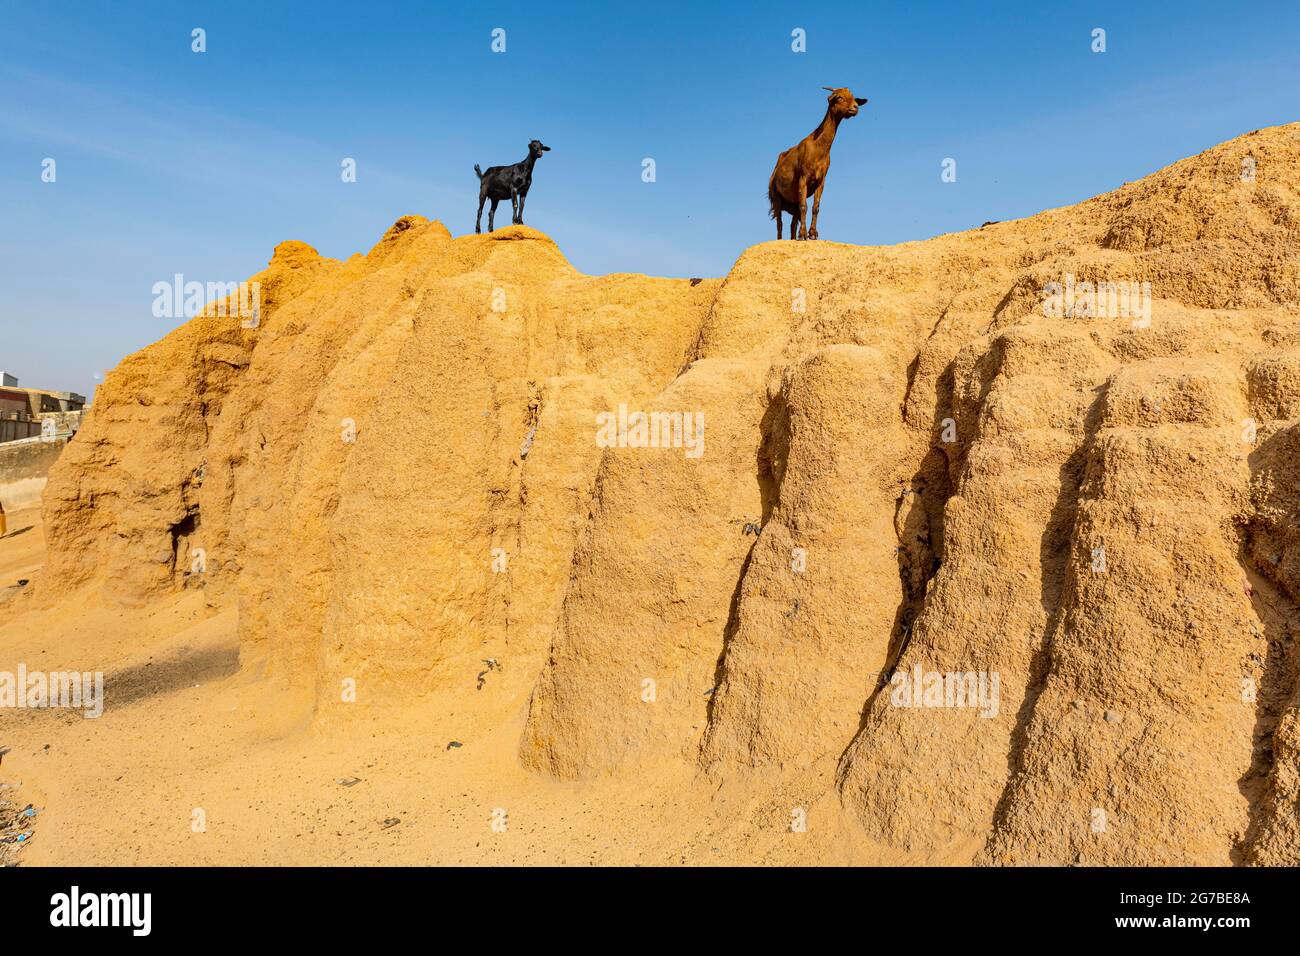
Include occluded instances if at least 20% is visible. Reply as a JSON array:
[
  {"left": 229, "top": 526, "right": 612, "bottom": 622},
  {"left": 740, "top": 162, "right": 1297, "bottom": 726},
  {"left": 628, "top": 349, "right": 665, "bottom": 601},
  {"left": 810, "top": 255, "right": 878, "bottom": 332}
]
[{"left": 29, "top": 125, "right": 1300, "bottom": 865}]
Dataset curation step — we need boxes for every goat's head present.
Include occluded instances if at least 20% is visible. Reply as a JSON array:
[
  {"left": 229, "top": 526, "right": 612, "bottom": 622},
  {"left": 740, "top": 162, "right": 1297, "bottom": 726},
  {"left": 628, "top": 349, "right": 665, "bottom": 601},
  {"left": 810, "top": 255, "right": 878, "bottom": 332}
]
[
  {"left": 529, "top": 139, "right": 551, "bottom": 158},
  {"left": 822, "top": 87, "right": 868, "bottom": 119}
]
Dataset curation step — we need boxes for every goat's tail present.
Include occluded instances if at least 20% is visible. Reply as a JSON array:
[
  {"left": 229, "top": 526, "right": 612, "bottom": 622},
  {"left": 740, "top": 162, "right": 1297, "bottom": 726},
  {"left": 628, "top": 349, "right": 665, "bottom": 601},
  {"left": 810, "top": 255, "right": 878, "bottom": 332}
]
[
  {"left": 766, "top": 178, "right": 781, "bottom": 220},
  {"left": 474, "top": 163, "right": 484, "bottom": 179}
]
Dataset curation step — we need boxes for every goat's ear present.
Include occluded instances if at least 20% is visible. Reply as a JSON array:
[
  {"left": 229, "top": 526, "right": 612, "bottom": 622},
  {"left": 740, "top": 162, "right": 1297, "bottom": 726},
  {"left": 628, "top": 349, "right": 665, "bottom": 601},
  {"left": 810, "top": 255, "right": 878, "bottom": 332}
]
[{"left": 855, "top": 97, "right": 868, "bottom": 105}]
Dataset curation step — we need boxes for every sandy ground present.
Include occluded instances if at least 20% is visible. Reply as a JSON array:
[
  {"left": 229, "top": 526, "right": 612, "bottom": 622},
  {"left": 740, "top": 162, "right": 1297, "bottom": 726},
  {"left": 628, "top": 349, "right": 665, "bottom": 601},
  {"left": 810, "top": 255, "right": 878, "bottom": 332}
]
[
  {"left": 0, "top": 504, "right": 942, "bottom": 866},
  {"left": 0, "top": 498, "right": 43, "bottom": 589}
]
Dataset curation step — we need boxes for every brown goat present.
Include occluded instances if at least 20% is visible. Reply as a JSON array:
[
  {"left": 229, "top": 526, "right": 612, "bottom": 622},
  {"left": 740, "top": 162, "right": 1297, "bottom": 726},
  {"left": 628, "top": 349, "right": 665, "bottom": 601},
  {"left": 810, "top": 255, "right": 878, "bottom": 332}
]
[{"left": 768, "top": 87, "right": 868, "bottom": 240}]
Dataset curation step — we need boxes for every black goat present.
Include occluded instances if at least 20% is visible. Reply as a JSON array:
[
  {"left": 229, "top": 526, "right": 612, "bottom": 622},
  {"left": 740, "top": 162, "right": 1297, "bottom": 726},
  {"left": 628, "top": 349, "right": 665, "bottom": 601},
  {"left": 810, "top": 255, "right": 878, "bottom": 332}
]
[{"left": 474, "top": 139, "right": 551, "bottom": 233}]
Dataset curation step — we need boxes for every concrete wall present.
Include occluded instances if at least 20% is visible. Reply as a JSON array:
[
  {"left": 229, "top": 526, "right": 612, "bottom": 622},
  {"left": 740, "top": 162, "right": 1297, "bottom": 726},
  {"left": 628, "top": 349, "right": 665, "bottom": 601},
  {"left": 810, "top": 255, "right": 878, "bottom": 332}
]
[
  {"left": 0, "top": 419, "right": 41, "bottom": 443},
  {"left": 0, "top": 436, "right": 68, "bottom": 485}
]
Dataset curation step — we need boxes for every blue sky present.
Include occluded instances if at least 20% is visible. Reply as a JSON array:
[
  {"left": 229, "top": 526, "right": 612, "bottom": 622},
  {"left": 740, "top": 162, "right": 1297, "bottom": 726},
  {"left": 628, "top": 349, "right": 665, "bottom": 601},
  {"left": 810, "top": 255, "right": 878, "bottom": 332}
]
[{"left": 1, "top": 0, "right": 1298, "bottom": 399}]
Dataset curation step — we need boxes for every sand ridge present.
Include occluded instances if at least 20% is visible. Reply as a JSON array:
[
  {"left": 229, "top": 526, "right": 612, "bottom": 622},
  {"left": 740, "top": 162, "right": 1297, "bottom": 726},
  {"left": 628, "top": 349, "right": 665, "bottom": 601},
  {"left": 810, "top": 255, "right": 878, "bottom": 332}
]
[{"left": 4, "top": 124, "right": 1300, "bottom": 865}]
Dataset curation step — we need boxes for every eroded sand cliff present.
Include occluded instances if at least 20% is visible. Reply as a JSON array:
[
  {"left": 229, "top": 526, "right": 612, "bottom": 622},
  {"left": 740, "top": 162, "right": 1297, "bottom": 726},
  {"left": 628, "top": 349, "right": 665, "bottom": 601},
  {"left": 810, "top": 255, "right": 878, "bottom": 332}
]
[{"left": 13, "top": 123, "right": 1300, "bottom": 865}]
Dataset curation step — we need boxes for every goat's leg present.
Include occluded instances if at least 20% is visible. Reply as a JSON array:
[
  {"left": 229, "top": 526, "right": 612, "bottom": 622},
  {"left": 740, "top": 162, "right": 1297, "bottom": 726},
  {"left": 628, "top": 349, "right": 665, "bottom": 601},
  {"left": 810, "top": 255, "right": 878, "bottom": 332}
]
[
  {"left": 809, "top": 182, "right": 826, "bottom": 240},
  {"left": 796, "top": 181, "right": 809, "bottom": 239},
  {"left": 517, "top": 190, "right": 527, "bottom": 226},
  {"left": 775, "top": 211, "right": 782, "bottom": 240},
  {"left": 488, "top": 198, "right": 499, "bottom": 232},
  {"left": 476, "top": 192, "right": 486, "bottom": 234}
]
